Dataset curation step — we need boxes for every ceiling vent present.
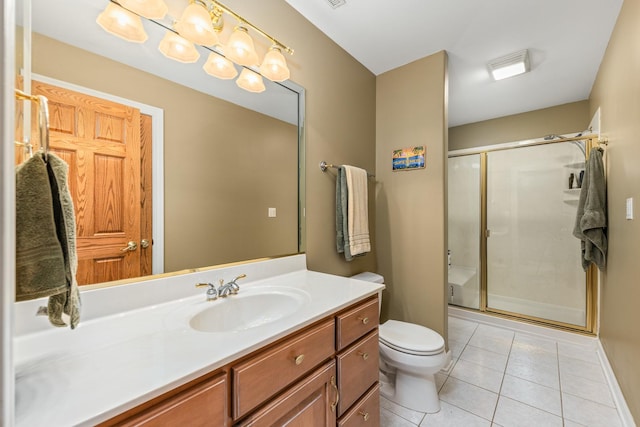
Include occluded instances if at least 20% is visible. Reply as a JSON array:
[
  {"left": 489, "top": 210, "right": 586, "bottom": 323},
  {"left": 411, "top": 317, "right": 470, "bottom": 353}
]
[{"left": 326, "top": 0, "right": 346, "bottom": 9}]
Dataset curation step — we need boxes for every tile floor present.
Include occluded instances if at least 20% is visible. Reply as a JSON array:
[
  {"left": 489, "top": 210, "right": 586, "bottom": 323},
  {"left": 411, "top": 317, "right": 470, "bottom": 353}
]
[{"left": 380, "top": 316, "right": 624, "bottom": 427}]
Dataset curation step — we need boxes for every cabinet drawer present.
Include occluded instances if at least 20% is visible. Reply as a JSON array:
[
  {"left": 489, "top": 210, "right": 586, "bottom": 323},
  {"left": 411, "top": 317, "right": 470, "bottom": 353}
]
[
  {"left": 118, "top": 372, "right": 227, "bottom": 427},
  {"left": 233, "top": 319, "right": 335, "bottom": 419},
  {"left": 338, "top": 383, "right": 380, "bottom": 427},
  {"left": 237, "top": 361, "right": 337, "bottom": 427},
  {"left": 336, "top": 330, "right": 379, "bottom": 416},
  {"left": 336, "top": 297, "right": 378, "bottom": 351}
]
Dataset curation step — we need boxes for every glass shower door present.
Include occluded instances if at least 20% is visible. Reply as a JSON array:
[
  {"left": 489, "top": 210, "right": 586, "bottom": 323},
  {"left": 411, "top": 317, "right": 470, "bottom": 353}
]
[
  {"left": 485, "top": 143, "right": 587, "bottom": 327},
  {"left": 448, "top": 154, "right": 481, "bottom": 309}
]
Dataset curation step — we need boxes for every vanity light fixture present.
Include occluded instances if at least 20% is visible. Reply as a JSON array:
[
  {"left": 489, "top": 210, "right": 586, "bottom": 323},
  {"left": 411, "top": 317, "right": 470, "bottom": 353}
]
[
  {"left": 174, "top": 1, "right": 218, "bottom": 47},
  {"left": 203, "top": 51, "right": 238, "bottom": 79},
  {"left": 236, "top": 68, "right": 265, "bottom": 93},
  {"left": 117, "top": 0, "right": 167, "bottom": 19},
  {"left": 158, "top": 31, "right": 200, "bottom": 63},
  {"left": 488, "top": 49, "right": 530, "bottom": 81},
  {"left": 98, "top": 0, "right": 294, "bottom": 92},
  {"left": 96, "top": 2, "right": 148, "bottom": 43},
  {"left": 226, "top": 25, "right": 260, "bottom": 66},
  {"left": 259, "top": 46, "right": 290, "bottom": 82}
]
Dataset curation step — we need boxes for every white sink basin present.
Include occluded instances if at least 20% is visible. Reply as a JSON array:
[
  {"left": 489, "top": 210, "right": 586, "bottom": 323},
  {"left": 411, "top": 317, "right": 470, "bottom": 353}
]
[{"left": 188, "top": 287, "right": 310, "bottom": 333}]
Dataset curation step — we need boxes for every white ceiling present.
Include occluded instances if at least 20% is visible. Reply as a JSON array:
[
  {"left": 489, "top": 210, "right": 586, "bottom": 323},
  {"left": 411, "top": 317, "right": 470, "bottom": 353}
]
[{"left": 285, "top": 0, "right": 623, "bottom": 127}]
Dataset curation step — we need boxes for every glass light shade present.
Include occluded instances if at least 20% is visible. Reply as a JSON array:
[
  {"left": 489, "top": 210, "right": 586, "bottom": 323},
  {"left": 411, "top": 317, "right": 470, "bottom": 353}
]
[
  {"left": 226, "top": 26, "right": 259, "bottom": 66},
  {"left": 259, "top": 46, "right": 290, "bottom": 82},
  {"left": 96, "top": 2, "right": 148, "bottom": 43},
  {"left": 203, "top": 52, "right": 238, "bottom": 79},
  {"left": 236, "top": 69, "right": 265, "bottom": 93},
  {"left": 117, "top": 0, "right": 167, "bottom": 19},
  {"left": 158, "top": 31, "right": 200, "bottom": 63},
  {"left": 174, "top": 2, "right": 218, "bottom": 46}
]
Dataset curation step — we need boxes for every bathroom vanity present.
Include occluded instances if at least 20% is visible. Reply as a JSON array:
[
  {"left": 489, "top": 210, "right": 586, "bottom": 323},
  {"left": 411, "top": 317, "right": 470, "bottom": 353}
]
[{"left": 13, "top": 255, "right": 383, "bottom": 426}]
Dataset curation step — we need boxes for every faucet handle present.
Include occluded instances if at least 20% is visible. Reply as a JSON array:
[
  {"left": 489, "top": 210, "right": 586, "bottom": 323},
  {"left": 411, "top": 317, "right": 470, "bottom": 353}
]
[{"left": 196, "top": 282, "right": 219, "bottom": 301}]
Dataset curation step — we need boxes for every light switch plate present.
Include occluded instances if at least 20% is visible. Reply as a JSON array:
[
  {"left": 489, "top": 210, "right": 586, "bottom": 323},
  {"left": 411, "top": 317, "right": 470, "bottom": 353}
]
[
  {"left": 268, "top": 207, "right": 277, "bottom": 218},
  {"left": 626, "top": 198, "right": 633, "bottom": 220}
]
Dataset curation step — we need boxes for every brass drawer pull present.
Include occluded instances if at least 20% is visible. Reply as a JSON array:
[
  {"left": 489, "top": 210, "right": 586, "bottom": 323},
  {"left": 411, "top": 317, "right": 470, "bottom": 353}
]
[
  {"left": 358, "top": 410, "right": 370, "bottom": 421},
  {"left": 357, "top": 351, "right": 369, "bottom": 360},
  {"left": 330, "top": 375, "right": 340, "bottom": 412},
  {"left": 294, "top": 354, "right": 305, "bottom": 365},
  {"left": 357, "top": 316, "right": 369, "bottom": 325}
]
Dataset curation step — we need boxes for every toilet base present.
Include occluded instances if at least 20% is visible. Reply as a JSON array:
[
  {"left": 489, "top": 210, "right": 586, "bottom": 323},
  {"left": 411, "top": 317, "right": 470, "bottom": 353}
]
[{"left": 380, "top": 369, "right": 441, "bottom": 413}]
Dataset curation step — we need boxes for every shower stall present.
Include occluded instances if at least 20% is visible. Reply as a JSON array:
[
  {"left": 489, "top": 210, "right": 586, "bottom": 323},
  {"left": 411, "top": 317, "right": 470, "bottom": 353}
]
[{"left": 448, "top": 136, "right": 598, "bottom": 332}]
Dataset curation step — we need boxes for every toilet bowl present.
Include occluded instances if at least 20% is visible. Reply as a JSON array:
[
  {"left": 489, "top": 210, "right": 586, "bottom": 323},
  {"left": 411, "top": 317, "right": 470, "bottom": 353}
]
[{"left": 351, "top": 272, "right": 451, "bottom": 413}]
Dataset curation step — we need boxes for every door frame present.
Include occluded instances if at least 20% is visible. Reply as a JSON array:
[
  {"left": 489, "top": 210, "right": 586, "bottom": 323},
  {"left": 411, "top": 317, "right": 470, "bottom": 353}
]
[{"left": 32, "top": 73, "right": 165, "bottom": 275}]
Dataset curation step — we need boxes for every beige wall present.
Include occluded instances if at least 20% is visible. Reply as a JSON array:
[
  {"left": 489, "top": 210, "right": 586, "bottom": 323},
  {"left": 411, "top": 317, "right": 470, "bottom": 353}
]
[
  {"left": 225, "top": 0, "right": 378, "bottom": 276},
  {"left": 589, "top": 0, "right": 640, "bottom": 420},
  {"left": 376, "top": 52, "right": 448, "bottom": 340},
  {"left": 31, "top": 34, "right": 299, "bottom": 274},
  {"left": 449, "top": 101, "right": 590, "bottom": 150}
]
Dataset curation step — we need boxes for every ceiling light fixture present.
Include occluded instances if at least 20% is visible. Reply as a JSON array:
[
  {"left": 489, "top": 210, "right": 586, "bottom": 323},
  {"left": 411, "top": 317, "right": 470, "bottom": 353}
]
[
  {"left": 488, "top": 49, "right": 530, "bottom": 81},
  {"left": 98, "top": 0, "right": 294, "bottom": 93}
]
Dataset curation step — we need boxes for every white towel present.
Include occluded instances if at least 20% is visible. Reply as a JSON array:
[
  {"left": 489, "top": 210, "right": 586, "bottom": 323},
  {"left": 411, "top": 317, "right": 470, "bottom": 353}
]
[{"left": 344, "top": 165, "right": 371, "bottom": 257}]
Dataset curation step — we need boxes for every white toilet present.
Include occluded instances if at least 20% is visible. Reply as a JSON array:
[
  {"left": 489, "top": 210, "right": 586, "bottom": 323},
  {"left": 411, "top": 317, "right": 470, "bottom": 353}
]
[{"left": 351, "top": 272, "right": 451, "bottom": 414}]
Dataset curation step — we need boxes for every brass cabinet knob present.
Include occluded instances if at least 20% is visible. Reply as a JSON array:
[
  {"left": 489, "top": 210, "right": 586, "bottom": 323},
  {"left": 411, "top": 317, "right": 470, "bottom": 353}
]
[
  {"left": 357, "top": 316, "right": 369, "bottom": 325},
  {"left": 357, "top": 351, "right": 369, "bottom": 360},
  {"left": 358, "top": 410, "right": 370, "bottom": 421},
  {"left": 294, "top": 354, "right": 305, "bottom": 365}
]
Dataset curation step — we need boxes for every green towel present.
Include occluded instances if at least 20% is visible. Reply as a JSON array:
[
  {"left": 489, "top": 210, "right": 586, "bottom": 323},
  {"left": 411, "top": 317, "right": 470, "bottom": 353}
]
[
  {"left": 336, "top": 167, "right": 353, "bottom": 261},
  {"left": 573, "top": 148, "right": 607, "bottom": 271},
  {"left": 45, "top": 153, "right": 81, "bottom": 329},
  {"left": 16, "top": 154, "right": 67, "bottom": 302}
]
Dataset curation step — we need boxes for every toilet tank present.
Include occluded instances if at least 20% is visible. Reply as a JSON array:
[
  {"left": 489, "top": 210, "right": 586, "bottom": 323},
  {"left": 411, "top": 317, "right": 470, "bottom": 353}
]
[{"left": 351, "top": 272, "right": 384, "bottom": 314}]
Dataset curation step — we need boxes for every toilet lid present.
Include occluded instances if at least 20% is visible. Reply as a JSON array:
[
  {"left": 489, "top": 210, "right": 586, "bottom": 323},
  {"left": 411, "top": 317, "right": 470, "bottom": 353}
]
[{"left": 379, "top": 320, "right": 445, "bottom": 356}]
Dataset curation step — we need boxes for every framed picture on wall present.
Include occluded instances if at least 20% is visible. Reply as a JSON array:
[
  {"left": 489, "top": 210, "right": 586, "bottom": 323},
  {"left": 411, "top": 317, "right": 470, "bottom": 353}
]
[{"left": 392, "top": 146, "right": 426, "bottom": 171}]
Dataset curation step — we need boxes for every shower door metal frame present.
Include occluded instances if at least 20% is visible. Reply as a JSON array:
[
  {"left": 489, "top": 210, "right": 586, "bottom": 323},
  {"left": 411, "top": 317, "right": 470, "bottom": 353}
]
[{"left": 450, "top": 136, "right": 601, "bottom": 334}]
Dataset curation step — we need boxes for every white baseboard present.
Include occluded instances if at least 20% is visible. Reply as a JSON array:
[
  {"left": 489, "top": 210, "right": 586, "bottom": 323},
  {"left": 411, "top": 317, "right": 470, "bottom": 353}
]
[{"left": 597, "top": 341, "right": 637, "bottom": 427}]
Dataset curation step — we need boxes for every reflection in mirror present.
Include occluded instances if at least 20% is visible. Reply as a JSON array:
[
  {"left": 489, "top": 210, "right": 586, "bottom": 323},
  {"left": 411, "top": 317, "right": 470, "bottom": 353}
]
[{"left": 18, "top": 0, "right": 305, "bottom": 287}]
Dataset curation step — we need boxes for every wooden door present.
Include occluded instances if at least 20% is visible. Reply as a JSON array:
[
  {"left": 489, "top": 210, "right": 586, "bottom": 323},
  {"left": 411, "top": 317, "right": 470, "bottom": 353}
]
[{"left": 31, "top": 80, "right": 142, "bottom": 285}]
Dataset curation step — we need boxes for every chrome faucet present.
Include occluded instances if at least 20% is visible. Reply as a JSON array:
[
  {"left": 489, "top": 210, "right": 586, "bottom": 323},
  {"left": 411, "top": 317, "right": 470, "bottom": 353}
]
[
  {"left": 217, "top": 274, "right": 247, "bottom": 298},
  {"left": 195, "top": 282, "right": 219, "bottom": 301}
]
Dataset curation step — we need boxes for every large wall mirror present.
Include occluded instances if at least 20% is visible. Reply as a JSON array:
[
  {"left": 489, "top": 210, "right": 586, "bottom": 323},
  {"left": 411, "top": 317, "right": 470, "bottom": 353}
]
[{"left": 17, "top": 0, "right": 305, "bottom": 288}]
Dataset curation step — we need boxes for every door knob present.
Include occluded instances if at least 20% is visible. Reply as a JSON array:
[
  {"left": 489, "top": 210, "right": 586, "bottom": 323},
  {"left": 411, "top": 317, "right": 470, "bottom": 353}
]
[
  {"left": 121, "top": 241, "right": 138, "bottom": 252},
  {"left": 140, "top": 239, "right": 150, "bottom": 249}
]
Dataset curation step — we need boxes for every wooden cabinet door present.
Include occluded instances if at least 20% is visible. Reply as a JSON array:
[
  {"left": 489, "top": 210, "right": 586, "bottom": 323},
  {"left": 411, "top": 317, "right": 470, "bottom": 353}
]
[
  {"left": 237, "top": 361, "right": 337, "bottom": 427},
  {"left": 31, "top": 80, "right": 142, "bottom": 285}
]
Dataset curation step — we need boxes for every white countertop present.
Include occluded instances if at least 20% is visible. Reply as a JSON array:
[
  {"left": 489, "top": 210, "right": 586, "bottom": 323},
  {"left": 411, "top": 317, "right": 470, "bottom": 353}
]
[{"left": 14, "top": 257, "right": 383, "bottom": 426}]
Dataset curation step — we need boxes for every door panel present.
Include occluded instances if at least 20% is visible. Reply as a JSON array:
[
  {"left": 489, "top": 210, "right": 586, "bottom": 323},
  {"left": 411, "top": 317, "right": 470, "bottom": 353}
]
[{"left": 31, "top": 80, "right": 142, "bottom": 285}]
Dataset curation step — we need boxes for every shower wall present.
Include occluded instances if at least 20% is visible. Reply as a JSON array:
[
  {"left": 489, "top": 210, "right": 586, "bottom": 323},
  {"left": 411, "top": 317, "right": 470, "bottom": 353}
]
[
  {"left": 448, "top": 155, "right": 480, "bottom": 309},
  {"left": 486, "top": 143, "right": 586, "bottom": 326},
  {"left": 448, "top": 140, "right": 589, "bottom": 328}
]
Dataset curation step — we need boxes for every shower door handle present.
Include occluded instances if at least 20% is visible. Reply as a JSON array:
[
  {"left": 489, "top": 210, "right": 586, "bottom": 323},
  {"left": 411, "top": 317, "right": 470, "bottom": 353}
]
[{"left": 485, "top": 230, "right": 491, "bottom": 238}]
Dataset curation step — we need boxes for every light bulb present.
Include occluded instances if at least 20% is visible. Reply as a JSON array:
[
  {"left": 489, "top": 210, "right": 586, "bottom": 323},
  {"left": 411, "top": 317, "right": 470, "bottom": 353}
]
[
  {"left": 97, "top": 2, "right": 148, "bottom": 43},
  {"left": 236, "top": 68, "right": 265, "bottom": 93},
  {"left": 174, "top": 2, "right": 218, "bottom": 46},
  {"left": 203, "top": 52, "right": 238, "bottom": 79},
  {"left": 259, "top": 46, "right": 290, "bottom": 82},
  {"left": 158, "top": 31, "right": 200, "bottom": 63},
  {"left": 117, "top": 0, "right": 168, "bottom": 19},
  {"left": 226, "top": 26, "right": 259, "bottom": 66}
]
